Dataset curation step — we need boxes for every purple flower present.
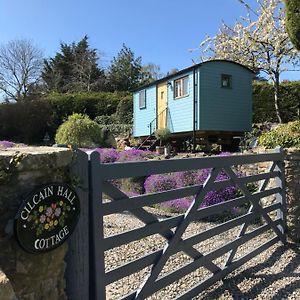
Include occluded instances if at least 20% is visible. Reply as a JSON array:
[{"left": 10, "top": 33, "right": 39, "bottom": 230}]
[
  {"left": 218, "top": 152, "right": 232, "bottom": 157},
  {"left": 161, "top": 198, "right": 192, "bottom": 212},
  {"left": 143, "top": 166, "right": 244, "bottom": 213},
  {"left": 86, "top": 147, "right": 251, "bottom": 214},
  {"left": 144, "top": 174, "right": 178, "bottom": 193},
  {"left": 118, "top": 149, "right": 157, "bottom": 162},
  {"left": 54, "top": 207, "right": 61, "bottom": 217},
  {"left": 94, "top": 148, "right": 120, "bottom": 163},
  {"left": 45, "top": 207, "right": 53, "bottom": 217},
  {"left": 0, "top": 140, "right": 15, "bottom": 148},
  {"left": 39, "top": 215, "right": 46, "bottom": 223},
  {"left": 88, "top": 148, "right": 157, "bottom": 164}
]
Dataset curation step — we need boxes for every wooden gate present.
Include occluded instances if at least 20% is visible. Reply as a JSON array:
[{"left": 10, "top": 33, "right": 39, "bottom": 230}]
[{"left": 67, "top": 147, "right": 286, "bottom": 300}]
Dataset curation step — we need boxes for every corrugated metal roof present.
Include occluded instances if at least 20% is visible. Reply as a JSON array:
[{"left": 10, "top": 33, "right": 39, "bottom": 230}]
[{"left": 133, "top": 59, "right": 254, "bottom": 92}]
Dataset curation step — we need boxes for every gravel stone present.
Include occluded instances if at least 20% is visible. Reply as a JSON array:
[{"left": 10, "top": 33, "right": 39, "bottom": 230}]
[{"left": 104, "top": 209, "right": 300, "bottom": 299}]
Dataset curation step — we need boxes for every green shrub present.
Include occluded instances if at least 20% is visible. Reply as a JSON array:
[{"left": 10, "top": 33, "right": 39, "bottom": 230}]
[
  {"left": 98, "top": 124, "right": 132, "bottom": 138},
  {"left": 94, "top": 115, "right": 116, "bottom": 125},
  {"left": 47, "top": 91, "right": 131, "bottom": 136},
  {"left": 95, "top": 112, "right": 132, "bottom": 137},
  {"left": 258, "top": 121, "right": 300, "bottom": 148},
  {"left": 55, "top": 113, "right": 102, "bottom": 147},
  {"left": 155, "top": 128, "right": 171, "bottom": 146},
  {"left": 115, "top": 98, "right": 133, "bottom": 124}
]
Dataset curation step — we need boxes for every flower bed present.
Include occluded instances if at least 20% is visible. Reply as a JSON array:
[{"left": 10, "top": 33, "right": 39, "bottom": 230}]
[
  {"left": 0, "top": 140, "right": 26, "bottom": 148},
  {"left": 92, "top": 148, "right": 254, "bottom": 215},
  {"left": 144, "top": 169, "right": 241, "bottom": 213},
  {"left": 93, "top": 148, "right": 157, "bottom": 163},
  {"left": 0, "top": 140, "right": 16, "bottom": 148}
]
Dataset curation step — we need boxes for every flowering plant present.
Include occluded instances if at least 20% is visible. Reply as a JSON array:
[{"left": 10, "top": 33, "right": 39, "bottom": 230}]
[
  {"left": 91, "top": 148, "right": 158, "bottom": 194},
  {"left": 91, "top": 148, "right": 157, "bottom": 164},
  {"left": 0, "top": 140, "right": 15, "bottom": 148},
  {"left": 144, "top": 166, "right": 247, "bottom": 212},
  {"left": 27, "top": 200, "right": 70, "bottom": 236},
  {"left": 118, "top": 149, "right": 156, "bottom": 162},
  {"left": 93, "top": 148, "right": 120, "bottom": 163}
]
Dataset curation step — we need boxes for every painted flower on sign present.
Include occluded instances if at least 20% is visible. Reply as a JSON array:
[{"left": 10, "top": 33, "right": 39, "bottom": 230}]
[
  {"left": 27, "top": 200, "right": 70, "bottom": 236},
  {"left": 39, "top": 215, "right": 46, "bottom": 223},
  {"left": 54, "top": 207, "right": 61, "bottom": 217}
]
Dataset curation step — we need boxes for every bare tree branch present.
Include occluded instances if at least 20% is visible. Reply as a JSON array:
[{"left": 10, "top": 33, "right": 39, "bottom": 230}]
[{"left": 0, "top": 39, "right": 43, "bottom": 101}]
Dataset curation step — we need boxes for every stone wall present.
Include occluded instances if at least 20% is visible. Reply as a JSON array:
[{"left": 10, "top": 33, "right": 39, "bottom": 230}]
[
  {"left": 0, "top": 147, "right": 73, "bottom": 300},
  {"left": 284, "top": 148, "right": 300, "bottom": 242}
]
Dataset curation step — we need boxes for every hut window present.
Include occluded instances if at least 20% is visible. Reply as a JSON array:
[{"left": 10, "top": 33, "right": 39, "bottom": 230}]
[
  {"left": 174, "top": 76, "right": 189, "bottom": 99},
  {"left": 221, "top": 74, "right": 232, "bottom": 88},
  {"left": 139, "top": 90, "right": 146, "bottom": 109}
]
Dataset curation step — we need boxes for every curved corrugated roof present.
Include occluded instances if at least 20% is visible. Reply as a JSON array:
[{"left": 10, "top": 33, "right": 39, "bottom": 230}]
[{"left": 133, "top": 59, "right": 254, "bottom": 92}]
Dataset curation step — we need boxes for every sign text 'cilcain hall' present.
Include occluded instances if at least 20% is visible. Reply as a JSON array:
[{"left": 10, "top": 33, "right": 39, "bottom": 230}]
[{"left": 15, "top": 183, "right": 80, "bottom": 254}]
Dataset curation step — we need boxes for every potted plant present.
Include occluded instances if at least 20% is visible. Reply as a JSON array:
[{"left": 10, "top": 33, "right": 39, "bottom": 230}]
[{"left": 154, "top": 128, "right": 171, "bottom": 155}]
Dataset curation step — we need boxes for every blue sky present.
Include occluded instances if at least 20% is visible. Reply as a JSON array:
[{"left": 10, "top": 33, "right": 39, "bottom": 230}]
[{"left": 0, "top": 0, "right": 299, "bottom": 81}]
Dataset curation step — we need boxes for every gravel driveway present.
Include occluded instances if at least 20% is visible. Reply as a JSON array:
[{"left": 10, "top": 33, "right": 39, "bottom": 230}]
[{"left": 104, "top": 209, "right": 300, "bottom": 300}]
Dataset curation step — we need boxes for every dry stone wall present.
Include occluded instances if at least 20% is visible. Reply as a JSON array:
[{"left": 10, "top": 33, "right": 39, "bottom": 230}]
[
  {"left": 0, "top": 147, "right": 73, "bottom": 300},
  {"left": 284, "top": 148, "right": 300, "bottom": 242}
]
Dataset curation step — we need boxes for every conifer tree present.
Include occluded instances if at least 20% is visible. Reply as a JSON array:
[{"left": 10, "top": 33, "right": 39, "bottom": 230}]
[
  {"left": 42, "top": 36, "right": 105, "bottom": 92},
  {"left": 107, "top": 44, "right": 143, "bottom": 91}
]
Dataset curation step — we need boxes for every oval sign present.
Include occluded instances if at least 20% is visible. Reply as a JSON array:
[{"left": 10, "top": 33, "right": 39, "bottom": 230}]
[{"left": 15, "top": 183, "right": 80, "bottom": 254}]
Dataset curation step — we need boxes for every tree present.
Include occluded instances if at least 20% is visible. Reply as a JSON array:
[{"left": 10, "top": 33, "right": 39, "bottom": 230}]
[
  {"left": 106, "top": 44, "right": 143, "bottom": 91},
  {"left": 167, "top": 68, "right": 179, "bottom": 76},
  {"left": 0, "top": 39, "right": 43, "bottom": 101},
  {"left": 197, "top": 0, "right": 300, "bottom": 123},
  {"left": 42, "top": 35, "right": 105, "bottom": 93},
  {"left": 140, "top": 63, "right": 163, "bottom": 84},
  {"left": 285, "top": 0, "right": 300, "bottom": 50}
]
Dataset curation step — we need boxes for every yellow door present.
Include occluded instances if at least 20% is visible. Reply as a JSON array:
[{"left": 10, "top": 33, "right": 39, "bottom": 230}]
[{"left": 157, "top": 82, "right": 168, "bottom": 129}]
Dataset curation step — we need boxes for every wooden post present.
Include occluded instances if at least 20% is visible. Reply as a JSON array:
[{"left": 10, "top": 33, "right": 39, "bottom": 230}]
[
  {"left": 89, "top": 151, "right": 106, "bottom": 300},
  {"left": 66, "top": 150, "right": 90, "bottom": 299},
  {"left": 275, "top": 146, "right": 287, "bottom": 243}
]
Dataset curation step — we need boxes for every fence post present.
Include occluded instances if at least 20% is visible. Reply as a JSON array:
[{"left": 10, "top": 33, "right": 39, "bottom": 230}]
[
  {"left": 275, "top": 146, "right": 287, "bottom": 243},
  {"left": 89, "top": 151, "right": 106, "bottom": 300},
  {"left": 66, "top": 150, "right": 90, "bottom": 299}
]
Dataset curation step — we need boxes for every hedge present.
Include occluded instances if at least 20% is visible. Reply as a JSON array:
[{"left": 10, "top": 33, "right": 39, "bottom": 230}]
[
  {"left": 0, "top": 92, "right": 132, "bottom": 144},
  {"left": 253, "top": 81, "right": 300, "bottom": 123},
  {"left": 0, "top": 82, "right": 299, "bottom": 144},
  {"left": 0, "top": 101, "right": 52, "bottom": 144},
  {"left": 46, "top": 92, "right": 132, "bottom": 135}
]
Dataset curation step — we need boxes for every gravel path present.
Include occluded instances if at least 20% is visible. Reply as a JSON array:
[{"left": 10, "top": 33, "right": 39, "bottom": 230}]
[{"left": 104, "top": 209, "right": 300, "bottom": 300}]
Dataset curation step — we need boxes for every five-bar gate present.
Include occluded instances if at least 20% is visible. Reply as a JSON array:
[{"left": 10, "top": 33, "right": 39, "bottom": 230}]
[{"left": 67, "top": 147, "right": 286, "bottom": 300}]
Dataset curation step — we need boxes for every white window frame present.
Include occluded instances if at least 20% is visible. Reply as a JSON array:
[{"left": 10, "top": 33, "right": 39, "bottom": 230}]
[
  {"left": 139, "top": 89, "right": 146, "bottom": 109},
  {"left": 174, "top": 76, "right": 189, "bottom": 99}
]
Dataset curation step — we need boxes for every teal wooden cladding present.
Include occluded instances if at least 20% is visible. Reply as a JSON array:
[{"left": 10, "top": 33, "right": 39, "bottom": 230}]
[
  {"left": 199, "top": 61, "right": 252, "bottom": 132},
  {"left": 167, "top": 71, "right": 194, "bottom": 133},
  {"left": 133, "top": 85, "right": 156, "bottom": 137},
  {"left": 133, "top": 60, "right": 253, "bottom": 137}
]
